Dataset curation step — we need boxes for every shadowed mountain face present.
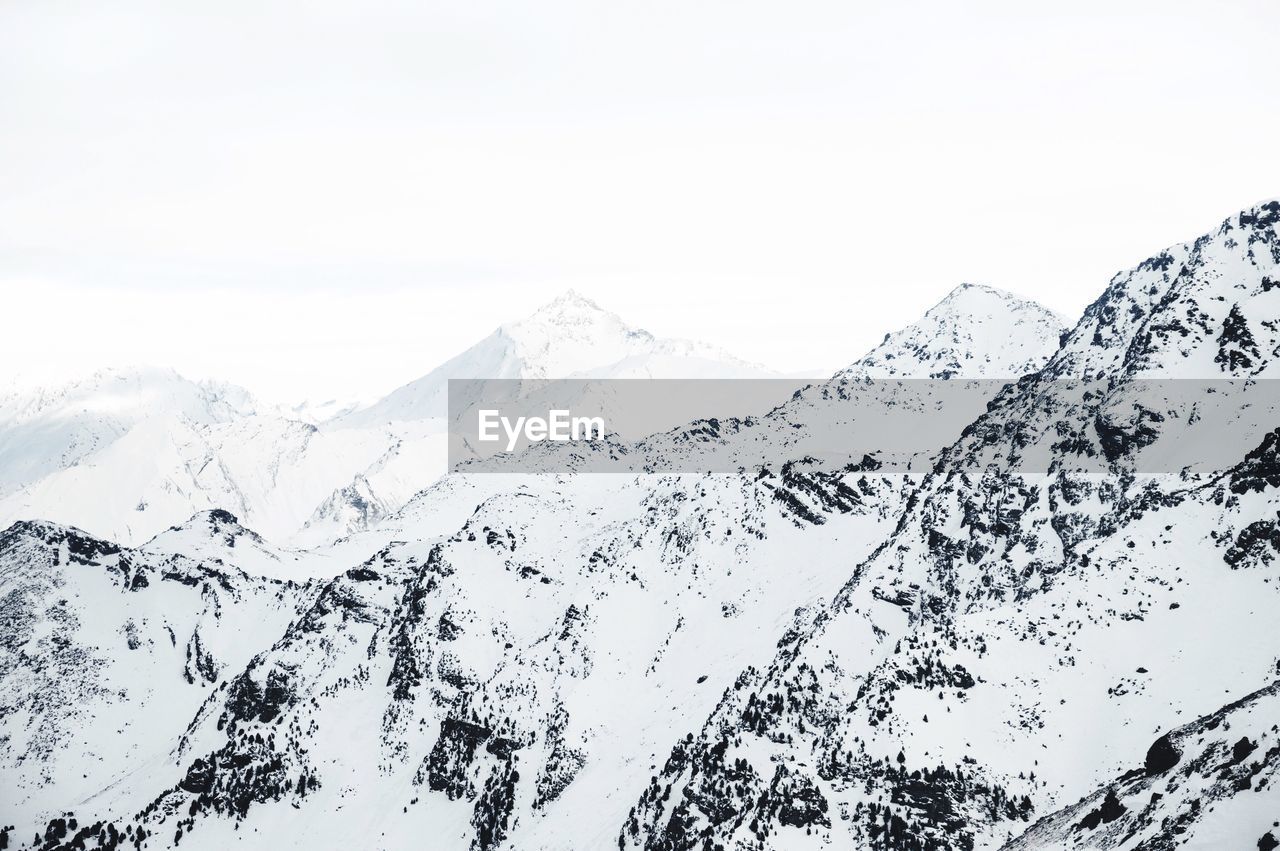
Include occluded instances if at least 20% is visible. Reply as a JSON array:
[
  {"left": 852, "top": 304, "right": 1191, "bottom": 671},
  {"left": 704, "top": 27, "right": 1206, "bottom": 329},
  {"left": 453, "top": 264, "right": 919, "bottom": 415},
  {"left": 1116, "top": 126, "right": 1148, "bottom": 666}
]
[{"left": 3, "top": 203, "right": 1280, "bottom": 851}]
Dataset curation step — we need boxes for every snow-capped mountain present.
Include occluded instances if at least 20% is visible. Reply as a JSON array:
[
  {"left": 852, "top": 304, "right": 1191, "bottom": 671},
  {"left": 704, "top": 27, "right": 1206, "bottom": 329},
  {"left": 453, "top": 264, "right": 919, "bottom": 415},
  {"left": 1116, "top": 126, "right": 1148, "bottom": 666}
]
[
  {"left": 5, "top": 200, "right": 1280, "bottom": 851},
  {"left": 139, "top": 509, "right": 339, "bottom": 582},
  {"left": 335, "top": 289, "right": 775, "bottom": 428},
  {"left": 0, "top": 410, "right": 396, "bottom": 548},
  {"left": 0, "top": 274, "right": 1068, "bottom": 850},
  {"left": 623, "top": 200, "right": 1280, "bottom": 850},
  {"left": 545, "top": 283, "right": 1069, "bottom": 479},
  {"left": 0, "top": 517, "right": 313, "bottom": 825},
  {"left": 844, "top": 282, "right": 1067, "bottom": 379},
  {"left": 306, "top": 291, "right": 777, "bottom": 540}
]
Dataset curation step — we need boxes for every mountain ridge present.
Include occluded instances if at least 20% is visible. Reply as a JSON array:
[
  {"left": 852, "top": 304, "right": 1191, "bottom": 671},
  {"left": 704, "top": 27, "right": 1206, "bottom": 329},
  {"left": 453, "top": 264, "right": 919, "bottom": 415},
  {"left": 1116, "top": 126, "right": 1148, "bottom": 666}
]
[{"left": 5, "top": 201, "right": 1280, "bottom": 851}]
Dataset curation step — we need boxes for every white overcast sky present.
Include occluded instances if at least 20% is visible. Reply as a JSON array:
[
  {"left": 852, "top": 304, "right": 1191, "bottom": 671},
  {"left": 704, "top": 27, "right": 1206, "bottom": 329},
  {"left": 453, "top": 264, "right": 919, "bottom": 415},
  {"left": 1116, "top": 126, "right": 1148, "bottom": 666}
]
[{"left": 2, "top": 0, "right": 1277, "bottom": 402}]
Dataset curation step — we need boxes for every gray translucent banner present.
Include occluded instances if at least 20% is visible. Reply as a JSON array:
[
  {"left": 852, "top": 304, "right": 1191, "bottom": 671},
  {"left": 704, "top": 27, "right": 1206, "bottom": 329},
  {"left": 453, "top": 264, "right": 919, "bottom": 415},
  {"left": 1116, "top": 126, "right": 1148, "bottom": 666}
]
[{"left": 446, "top": 378, "right": 1280, "bottom": 475}]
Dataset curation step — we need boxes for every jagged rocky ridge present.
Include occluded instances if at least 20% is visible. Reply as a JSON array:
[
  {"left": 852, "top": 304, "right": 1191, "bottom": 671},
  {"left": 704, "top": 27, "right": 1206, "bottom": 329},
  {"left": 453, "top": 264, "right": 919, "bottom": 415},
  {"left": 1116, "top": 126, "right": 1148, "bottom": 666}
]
[{"left": 622, "top": 201, "right": 1280, "bottom": 850}]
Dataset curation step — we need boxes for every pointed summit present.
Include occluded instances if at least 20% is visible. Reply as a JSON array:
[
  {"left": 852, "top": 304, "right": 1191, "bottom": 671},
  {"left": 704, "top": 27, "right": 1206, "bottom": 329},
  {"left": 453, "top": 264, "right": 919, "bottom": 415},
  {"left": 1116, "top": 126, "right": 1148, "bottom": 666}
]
[
  {"left": 516, "top": 290, "right": 622, "bottom": 332},
  {"left": 499, "top": 291, "right": 658, "bottom": 377},
  {"left": 929, "top": 282, "right": 1064, "bottom": 322},
  {"left": 533, "top": 288, "right": 605, "bottom": 313},
  {"left": 146, "top": 508, "right": 266, "bottom": 552},
  {"left": 843, "top": 283, "right": 1066, "bottom": 379},
  {"left": 141, "top": 508, "right": 316, "bottom": 579},
  {"left": 335, "top": 290, "right": 773, "bottom": 426}
]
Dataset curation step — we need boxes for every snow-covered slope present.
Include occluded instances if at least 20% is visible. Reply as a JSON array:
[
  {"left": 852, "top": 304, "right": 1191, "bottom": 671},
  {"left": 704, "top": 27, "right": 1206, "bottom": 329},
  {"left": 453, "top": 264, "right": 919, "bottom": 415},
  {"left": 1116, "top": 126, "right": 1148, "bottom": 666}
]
[
  {"left": 0, "top": 276, "right": 1069, "bottom": 851},
  {"left": 623, "top": 200, "right": 1280, "bottom": 851},
  {"left": 0, "top": 517, "right": 312, "bottom": 824},
  {"left": 1005, "top": 678, "right": 1280, "bottom": 850},
  {"left": 0, "top": 367, "right": 258, "bottom": 497}
]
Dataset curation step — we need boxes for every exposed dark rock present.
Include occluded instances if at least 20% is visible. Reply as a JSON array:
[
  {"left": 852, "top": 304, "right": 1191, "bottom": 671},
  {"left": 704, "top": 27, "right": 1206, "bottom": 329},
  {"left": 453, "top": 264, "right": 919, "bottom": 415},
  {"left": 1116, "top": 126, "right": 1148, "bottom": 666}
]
[{"left": 1145, "top": 733, "right": 1181, "bottom": 775}]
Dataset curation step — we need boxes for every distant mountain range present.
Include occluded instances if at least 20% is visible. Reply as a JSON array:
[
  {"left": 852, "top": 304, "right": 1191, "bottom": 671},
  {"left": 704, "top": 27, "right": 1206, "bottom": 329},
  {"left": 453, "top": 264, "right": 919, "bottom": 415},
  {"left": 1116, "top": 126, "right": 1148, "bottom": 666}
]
[{"left": 0, "top": 290, "right": 777, "bottom": 548}]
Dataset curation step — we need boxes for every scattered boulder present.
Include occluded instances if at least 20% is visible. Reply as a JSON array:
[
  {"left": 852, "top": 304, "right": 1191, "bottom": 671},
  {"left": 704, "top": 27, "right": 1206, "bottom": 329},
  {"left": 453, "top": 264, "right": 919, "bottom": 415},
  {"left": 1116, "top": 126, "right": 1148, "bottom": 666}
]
[{"left": 1145, "top": 733, "right": 1181, "bottom": 775}]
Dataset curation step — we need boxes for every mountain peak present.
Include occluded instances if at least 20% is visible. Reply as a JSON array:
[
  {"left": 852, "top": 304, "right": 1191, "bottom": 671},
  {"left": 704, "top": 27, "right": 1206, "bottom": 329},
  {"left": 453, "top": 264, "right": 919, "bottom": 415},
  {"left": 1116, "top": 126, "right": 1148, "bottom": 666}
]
[
  {"left": 844, "top": 283, "right": 1066, "bottom": 379},
  {"left": 937, "top": 281, "right": 1006, "bottom": 303},
  {"left": 930, "top": 282, "right": 1064, "bottom": 321},
  {"left": 537, "top": 288, "right": 605, "bottom": 313},
  {"left": 139, "top": 508, "right": 309, "bottom": 579},
  {"left": 334, "top": 289, "right": 773, "bottom": 425},
  {"left": 943, "top": 281, "right": 996, "bottom": 296},
  {"left": 153, "top": 508, "right": 262, "bottom": 544},
  {"left": 509, "top": 290, "right": 638, "bottom": 339}
]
